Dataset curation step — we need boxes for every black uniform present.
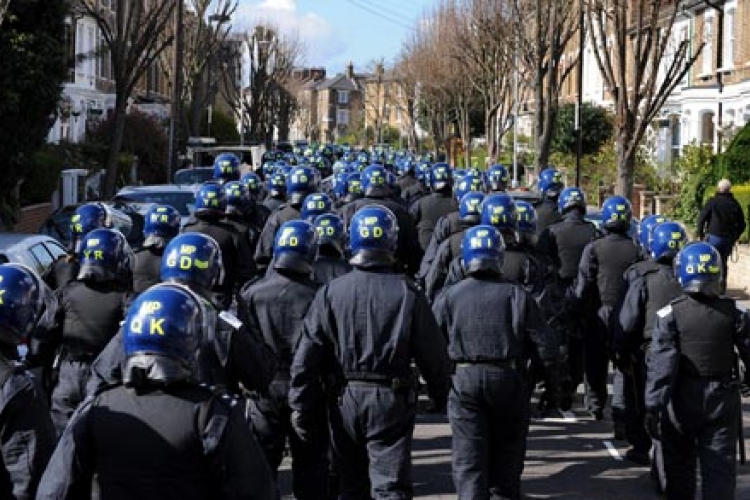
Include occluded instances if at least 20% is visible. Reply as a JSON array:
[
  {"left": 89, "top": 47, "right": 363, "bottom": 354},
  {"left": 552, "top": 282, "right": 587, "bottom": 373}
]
[
  {"left": 262, "top": 196, "right": 285, "bottom": 214},
  {"left": 289, "top": 269, "right": 451, "bottom": 499},
  {"left": 409, "top": 192, "right": 457, "bottom": 251},
  {"left": 401, "top": 181, "right": 428, "bottom": 209},
  {"left": 646, "top": 294, "right": 750, "bottom": 500},
  {"left": 312, "top": 250, "right": 352, "bottom": 285},
  {"left": 433, "top": 276, "right": 558, "bottom": 499},
  {"left": 537, "top": 210, "right": 598, "bottom": 410},
  {"left": 534, "top": 197, "right": 561, "bottom": 239},
  {"left": 224, "top": 215, "right": 260, "bottom": 286},
  {"left": 238, "top": 269, "right": 327, "bottom": 500},
  {"left": 37, "top": 382, "right": 275, "bottom": 500},
  {"left": 423, "top": 230, "right": 465, "bottom": 302},
  {"left": 50, "top": 281, "right": 127, "bottom": 435},
  {"left": 131, "top": 247, "right": 163, "bottom": 297},
  {"left": 574, "top": 232, "right": 640, "bottom": 419},
  {"left": 416, "top": 212, "right": 462, "bottom": 286},
  {"left": 254, "top": 204, "right": 301, "bottom": 269},
  {"left": 617, "top": 261, "right": 682, "bottom": 457},
  {"left": 697, "top": 190, "right": 746, "bottom": 291},
  {"left": 396, "top": 173, "right": 417, "bottom": 193},
  {"left": 340, "top": 197, "right": 422, "bottom": 276},
  {"left": 182, "top": 216, "right": 241, "bottom": 308},
  {"left": 44, "top": 256, "right": 78, "bottom": 291},
  {"left": 0, "top": 353, "right": 56, "bottom": 499}
]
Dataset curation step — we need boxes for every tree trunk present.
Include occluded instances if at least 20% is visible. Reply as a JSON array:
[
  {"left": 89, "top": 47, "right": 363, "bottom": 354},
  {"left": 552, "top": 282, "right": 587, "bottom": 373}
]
[
  {"left": 616, "top": 130, "right": 636, "bottom": 200},
  {"left": 103, "top": 94, "right": 128, "bottom": 198},
  {"left": 533, "top": 69, "right": 545, "bottom": 175}
]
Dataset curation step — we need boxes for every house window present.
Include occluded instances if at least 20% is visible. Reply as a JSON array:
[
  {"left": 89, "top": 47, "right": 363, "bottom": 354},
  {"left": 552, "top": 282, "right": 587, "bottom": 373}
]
[
  {"left": 337, "top": 108, "right": 349, "bottom": 125},
  {"left": 337, "top": 90, "right": 349, "bottom": 104},
  {"left": 702, "top": 16, "right": 713, "bottom": 76},
  {"left": 723, "top": 9, "right": 735, "bottom": 69}
]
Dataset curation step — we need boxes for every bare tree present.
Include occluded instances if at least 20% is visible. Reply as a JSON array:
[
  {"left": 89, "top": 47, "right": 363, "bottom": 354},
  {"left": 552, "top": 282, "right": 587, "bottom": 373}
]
[
  {"left": 586, "top": 0, "right": 703, "bottom": 198},
  {"left": 0, "top": 0, "right": 10, "bottom": 26},
  {"left": 79, "top": 0, "right": 175, "bottom": 198},
  {"left": 393, "top": 55, "right": 423, "bottom": 152},
  {"left": 512, "top": 0, "right": 577, "bottom": 174}
]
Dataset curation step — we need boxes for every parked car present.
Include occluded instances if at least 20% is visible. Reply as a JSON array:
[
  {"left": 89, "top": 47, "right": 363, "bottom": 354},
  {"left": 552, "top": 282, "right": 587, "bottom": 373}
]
[
  {"left": 40, "top": 202, "right": 139, "bottom": 249},
  {"left": 113, "top": 184, "right": 197, "bottom": 222},
  {"left": 0, "top": 233, "right": 68, "bottom": 277},
  {"left": 173, "top": 166, "right": 214, "bottom": 186}
]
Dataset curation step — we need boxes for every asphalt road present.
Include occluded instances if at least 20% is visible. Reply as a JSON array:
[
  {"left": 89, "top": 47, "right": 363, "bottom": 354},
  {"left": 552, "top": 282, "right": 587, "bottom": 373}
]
[{"left": 281, "top": 392, "right": 750, "bottom": 499}]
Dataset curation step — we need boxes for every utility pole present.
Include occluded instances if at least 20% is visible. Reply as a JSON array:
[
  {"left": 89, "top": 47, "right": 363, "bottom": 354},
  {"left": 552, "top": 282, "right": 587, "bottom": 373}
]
[
  {"left": 575, "top": 0, "right": 585, "bottom": 186},
  {"left": 167, "top": 0, "right": 184, "bottom": 177}
]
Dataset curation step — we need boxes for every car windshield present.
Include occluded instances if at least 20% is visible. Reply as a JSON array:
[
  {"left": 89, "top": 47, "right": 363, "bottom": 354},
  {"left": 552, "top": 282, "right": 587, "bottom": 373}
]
[
  {"left": 115, "top": 191, "right": 195, "bottom": 216},
  {"left": 173, "top": 168, "right": 214, "bottom": 185}
]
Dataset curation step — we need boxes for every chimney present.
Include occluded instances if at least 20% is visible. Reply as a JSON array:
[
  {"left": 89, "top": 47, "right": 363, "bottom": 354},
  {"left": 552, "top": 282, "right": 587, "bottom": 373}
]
[{"left": 346, "top": 61, "right": 354, "bottom": 79}]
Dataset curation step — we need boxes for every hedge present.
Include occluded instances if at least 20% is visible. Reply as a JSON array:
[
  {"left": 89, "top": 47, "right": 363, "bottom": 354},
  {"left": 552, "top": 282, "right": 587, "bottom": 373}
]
[{"left": 702, "top": 183, "right": 750, "bottom": 243}]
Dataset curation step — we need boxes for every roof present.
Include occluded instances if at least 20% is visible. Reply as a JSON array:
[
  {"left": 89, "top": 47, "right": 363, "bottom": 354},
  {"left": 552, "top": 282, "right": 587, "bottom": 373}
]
[{"left": 313, "top": 72, "right": 371, "bottom": 92}]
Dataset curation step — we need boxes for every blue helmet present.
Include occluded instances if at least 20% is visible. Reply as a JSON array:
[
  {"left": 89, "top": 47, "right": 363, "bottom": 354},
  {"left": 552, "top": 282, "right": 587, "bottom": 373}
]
[
  {"left": 514, "top": 200, "right": 538, "bottom": 234},
  {"left": 122, "top": 284, "right": 209, "bottom": 384},
  {"left": 396, "top": 160, "right": 415, "bottom": 177},
  {"left": 639, "top": 214, "right": 668, "bottom": 251},
  {"left": 240, "top": 172, "right": 263, "bottom": 198},
  {"left": 0, "top": 264, "right": 56, "bottom": 345},
  {"left": 161, "top": 233, "right": 223, "bottom": 292},
  {"left": 70, "top": 202, "right": 110, "bottom": 252},
  {"left": 486, "top": 164, "right": 509, "bottom": 192},
  {"left": 459, "top": 192, "right": 485, "bottom": 224},
  {"left": 301, "top": 193, "right": 332, "bottom": 221},
  {"left": 454, "top": 174, "right": 485, "bottom": 201},
  {"left": 213, "top": 153, "right": 241, "bottom": 183},
  {"left": 332, "top": 172, "right": 349, "bottom": 200},
  {"left": 314, "top": 213, "right": 346, "bottom": 254},
  {"left": 143, "top": 204, "right": 180, "bottom": 247},
  {"left": 675, "top": 242, "right": 722, "bottom": 296},
  {"left": 430, "top": 163, "right": 452, "bottom": 191},
  {"left": 558, "top": 186, "right": 586, "bottom": 214},
  {"left": 462, "top": 225, "right": 505, "bottom": 275},
  {"left": 601, "top": 195, "right": 633, "bottom": 233},
  {"left": 77, "top": 228, "right": 134, "bottom": 283},
  {"left": 361, "top": 165, "right": 389, "bottom": 197},
  {"left": 538, "top": 168, "right": 564, "bottom": 197},
  {"left": 649, "top": 221, "right": 687, "bottom": 262},
  {"left": 346, "top": 173, "right": 363, "bottom": 198},
  {"left": 262, "top": 161, "right": 276, "bottom": 178},
  {"left": 224, "top": 181, "right": 249, "bottom": 216},
  {"left": 195, "top": 182, "right": 227, "bottom": 217},
  {"left": 349, "top": 205, "right": 399, "bottom": 267},
  {"left": 416, "top": 162, "right": 432, "bottom": 183},
  {"left": 481, "top": 194, "right": 517, "bottom": 233},
  {"left": 267, "top": 173, "right": 287, "bottom": 198},
  {"left": 286, "top": 166, "right": 315, "bottom": 205},
  {"left": 273, "top": 220, "right": 318, "bottom": 274}
]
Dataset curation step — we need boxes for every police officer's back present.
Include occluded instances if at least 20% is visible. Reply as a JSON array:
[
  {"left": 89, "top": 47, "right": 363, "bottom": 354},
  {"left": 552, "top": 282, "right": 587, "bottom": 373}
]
[
  {"left": 182, "top": 183, "right": 241, "bottom": 308},
  {"left": 37, "top": 284, "right": 275, "bottom": 500},
  {"left": 132, "top": 204, "right": 180, "bottom": 297},
  {"left": 410, "top": 163, "right": 457, "bottom": 251},
  {"left": 0, "top": 264, "right": 57, "bottom": 498},
  {"left": 289, "top": 206, "right": 451, "bottom": 499},
  {"left": 312, "top": 214, "right": 351, "bottom": 284},
  {"left": 262, "top": 173, "right": 287, "bottom": 213},
  {"left": 50, "top": 229, "right": 130, "bottom": 435},
  {"left": 401, "top": 161, "right": 430, "bottom": 208},
  {"left": 255, "top": 166, "right": 315, "bottom": 269},
  {"left": 433, "top": 226, "right": 558, "bottom": 500},
  {"left": 239, "top": 221, "right": 327, "bottom": 499},
  {"left": 533, "top": 168, "right": 564, "bottom": 238},
  {"left": 645, "top": 242, "right": 750, "bottom": 500}
]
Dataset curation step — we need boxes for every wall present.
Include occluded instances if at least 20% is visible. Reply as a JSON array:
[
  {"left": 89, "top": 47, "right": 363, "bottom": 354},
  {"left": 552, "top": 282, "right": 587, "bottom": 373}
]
[
  {"left": 727, "top": 243, "right": 750, "bottom": 294},
  {"left": 13, "top": 203, "right": 53, "bottom": 234}
]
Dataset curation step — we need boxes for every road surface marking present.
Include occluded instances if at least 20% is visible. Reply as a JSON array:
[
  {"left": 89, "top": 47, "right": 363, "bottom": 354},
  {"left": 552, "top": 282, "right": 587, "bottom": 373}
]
[{"left": 604, "top": 440, "right": 623, "bottom": 461}]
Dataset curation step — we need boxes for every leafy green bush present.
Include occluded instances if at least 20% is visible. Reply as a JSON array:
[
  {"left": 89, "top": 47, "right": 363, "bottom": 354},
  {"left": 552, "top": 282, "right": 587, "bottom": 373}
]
[
  {"left": 716, "top": 122, "right": 750, "bottom": 185},
  {"left": 669, "top": 143, "right": 718, "bottom": 226},
  {"left": 552, "top": 102, "right": 614, "bottom": 156},
  {"left": 21, "top": 144, "right": 68, "bottom": 206}
]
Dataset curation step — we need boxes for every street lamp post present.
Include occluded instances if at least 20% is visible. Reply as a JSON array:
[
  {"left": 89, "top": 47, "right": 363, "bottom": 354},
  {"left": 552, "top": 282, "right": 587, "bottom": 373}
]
[{"left": 167, "top": 0, "right": 184, "bottom": 179}]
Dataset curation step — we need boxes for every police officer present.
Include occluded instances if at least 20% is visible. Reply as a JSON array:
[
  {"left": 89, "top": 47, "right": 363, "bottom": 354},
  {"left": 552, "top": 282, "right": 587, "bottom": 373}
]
[
  {"left": 433, "top": 225, "right": 558, "bottom": 500},
  {"left": 240, "top": 221, "right": 327, "bottom": 500},
  {"left": 486, "top": 163, "right": 510, "bottom": 193},
  {"left": 0, "top": 264, "right": 57, "bottom": 498},
  {"left": 183, "top": 182, "right": 244, "bottom": 308},
  {"left": 50, "top": 228, "right": 132, "bottom": 434},
  {"left": 289, "top": 206, "right": 451, "bottom": 500},
  {"left": 645, "top": 241, "right": 750, "bottom": 500},
  {"left": 574, "top": 195, "right": 640, "bottom": 421},
  {"left": 340, "top": 165, "right": 422, "bottom": 275},
  {"left": 417, "top": 174, "right": 485, "bottom": 287},
  {"left": 411, "top": 163, "right": 457, "bottom": 251},
  {"left": 537, "top": 187, "right": 598, "bottom": 411},
  {"left": 45, "top": 202, "right": 111, "bottom": 290},
  {"left": 301, "top": 192, "right": 333, "bottom": 222},
  {"left": 534, "top": 167, "right": 564, "bottom": 238},
  {"left": 401, "top": 161, "right": 431, "bottom": 208},
  {"left": 263, "top": 172, "right": 288, "bottom": 213},
  {"left": 37, "top": 284, "right": 276, "bottom": 500},
  {"left": 90, "top": 233, "right": 277, "bottom": 400},
  {"left": 312, "top": 213, "right": 351, "bottom": 284},
  {"left": 423, "top": 191, "right": 484, "bottom": 302},
  {"left": 395, "top": 159, "right": 418, "bottom": 193},
  {"left": 213, "top": 152, "right": 241, "bottom": 184},
  {"left": 255, "top": 166, "right": 315, "bottom": 270},
  {"left": 132, "top": 204, "right": 180, "bottom": 297},
  {"left": 223, "top": 180, "right": 259, "bottom": 282},
  {"left": 617, "top": 221, "right": 686, "bottom": 466}
]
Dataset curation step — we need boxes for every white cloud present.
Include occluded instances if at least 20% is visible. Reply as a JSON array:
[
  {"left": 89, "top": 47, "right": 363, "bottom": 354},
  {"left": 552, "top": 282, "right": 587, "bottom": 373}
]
[{"left": 233, "top": 0, "right": 346, "bottom": 66}]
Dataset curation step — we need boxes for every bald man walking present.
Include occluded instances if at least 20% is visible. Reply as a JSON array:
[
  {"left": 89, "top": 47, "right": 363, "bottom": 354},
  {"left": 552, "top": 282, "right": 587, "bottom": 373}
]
[{"left": 697, "top": 178, "right": 746, "bottom": 292}]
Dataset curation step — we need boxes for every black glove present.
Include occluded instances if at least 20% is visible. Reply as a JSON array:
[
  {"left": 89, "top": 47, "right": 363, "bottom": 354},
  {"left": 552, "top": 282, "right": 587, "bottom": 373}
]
[
  {"left": 644, "top": 411, "right": 661, "bottom": 440},
  {"left": 291, "top": 410, "right": 311, "bottom": 442}
]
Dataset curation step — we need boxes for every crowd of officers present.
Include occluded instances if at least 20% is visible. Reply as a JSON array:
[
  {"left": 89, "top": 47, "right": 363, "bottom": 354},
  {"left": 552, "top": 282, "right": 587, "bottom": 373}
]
[{"left": 0, "top": 145, "right": 747, "bottom": 500}]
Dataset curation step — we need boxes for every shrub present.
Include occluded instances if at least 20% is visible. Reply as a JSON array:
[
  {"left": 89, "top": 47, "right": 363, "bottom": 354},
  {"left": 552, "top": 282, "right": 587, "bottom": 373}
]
[{"left": 717, "top": 122, "right": 750, "bottom": 185}]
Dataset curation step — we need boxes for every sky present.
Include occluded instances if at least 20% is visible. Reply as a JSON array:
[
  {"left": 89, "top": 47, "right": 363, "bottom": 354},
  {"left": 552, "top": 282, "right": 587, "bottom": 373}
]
[{"left": 233, "top": 0, "right": 436, "bottom": 74}]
